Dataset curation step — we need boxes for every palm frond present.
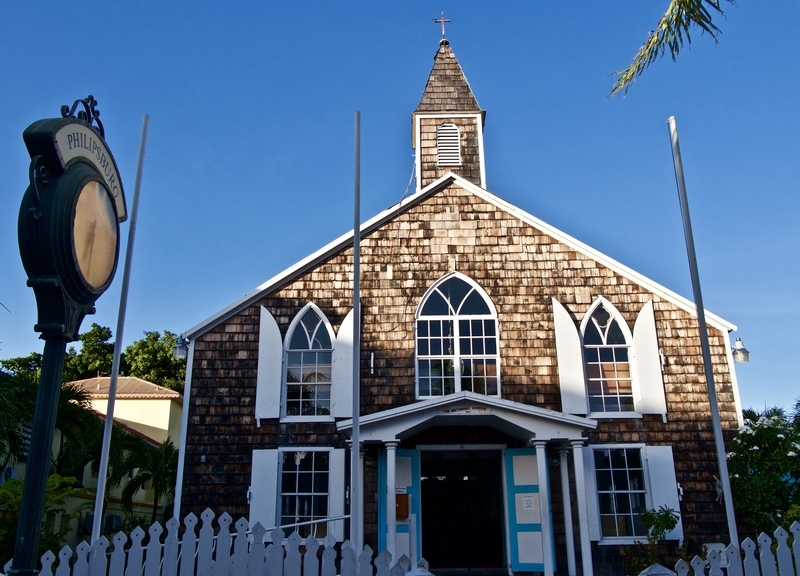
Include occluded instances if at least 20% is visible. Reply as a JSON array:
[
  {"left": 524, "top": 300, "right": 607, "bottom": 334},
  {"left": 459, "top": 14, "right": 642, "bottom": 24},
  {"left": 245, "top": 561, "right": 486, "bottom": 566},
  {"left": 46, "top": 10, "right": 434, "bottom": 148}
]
[{"left": 609, "top": 0, "right": 731, "bottom": 98}]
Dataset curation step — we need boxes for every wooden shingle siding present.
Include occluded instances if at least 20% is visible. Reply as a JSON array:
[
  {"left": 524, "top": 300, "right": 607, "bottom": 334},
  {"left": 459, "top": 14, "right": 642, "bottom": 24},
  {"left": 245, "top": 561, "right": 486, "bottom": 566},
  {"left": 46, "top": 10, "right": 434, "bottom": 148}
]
[
  {"left": 181, "top": 181, "right": 737, "bottom": 544},
  {"left": 419, "top": 116, "right": 482, "bottom": 188}
]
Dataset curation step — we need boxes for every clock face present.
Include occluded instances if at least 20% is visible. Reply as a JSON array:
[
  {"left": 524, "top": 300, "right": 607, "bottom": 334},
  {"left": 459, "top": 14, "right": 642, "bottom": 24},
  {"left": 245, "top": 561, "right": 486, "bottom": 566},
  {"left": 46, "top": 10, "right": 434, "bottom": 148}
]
[{"left": 72, "top": 180, "right": 118, "bottom": 289}]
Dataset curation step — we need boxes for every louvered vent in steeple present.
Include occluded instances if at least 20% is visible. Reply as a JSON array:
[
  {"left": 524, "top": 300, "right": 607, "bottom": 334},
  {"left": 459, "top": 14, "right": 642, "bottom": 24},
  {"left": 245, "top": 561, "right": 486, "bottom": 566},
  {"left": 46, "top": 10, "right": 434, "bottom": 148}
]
[{"left": 436, "top": 123, "right": 461, "bottom": 166}]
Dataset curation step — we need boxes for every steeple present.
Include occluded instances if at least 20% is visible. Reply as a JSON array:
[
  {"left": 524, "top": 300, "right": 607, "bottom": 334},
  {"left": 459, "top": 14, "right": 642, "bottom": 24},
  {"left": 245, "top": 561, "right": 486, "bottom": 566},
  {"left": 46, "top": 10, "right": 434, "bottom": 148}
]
[{"left": 412, "top": 39, "right": 486, "bottom": 191}]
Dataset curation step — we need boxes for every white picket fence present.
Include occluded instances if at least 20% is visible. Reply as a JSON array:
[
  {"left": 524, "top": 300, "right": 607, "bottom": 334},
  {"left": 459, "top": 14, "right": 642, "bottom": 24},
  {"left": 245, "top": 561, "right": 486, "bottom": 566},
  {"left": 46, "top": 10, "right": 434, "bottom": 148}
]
[
  {"left": 5, "top": 513, "right": 800, "bottom": 576},
  {"left": 668, "top": 522, "right": 800, "bottom": 576},
  {"left": 2, "top": 508, "right": 429, "bottom": 576}
]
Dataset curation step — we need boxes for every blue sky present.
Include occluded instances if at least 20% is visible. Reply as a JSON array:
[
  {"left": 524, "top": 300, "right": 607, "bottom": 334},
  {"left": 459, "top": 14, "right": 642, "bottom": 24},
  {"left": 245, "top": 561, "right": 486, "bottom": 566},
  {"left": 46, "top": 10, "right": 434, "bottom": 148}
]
[{"left": 1, "top": 2, "right": 797, "bottom": 412}]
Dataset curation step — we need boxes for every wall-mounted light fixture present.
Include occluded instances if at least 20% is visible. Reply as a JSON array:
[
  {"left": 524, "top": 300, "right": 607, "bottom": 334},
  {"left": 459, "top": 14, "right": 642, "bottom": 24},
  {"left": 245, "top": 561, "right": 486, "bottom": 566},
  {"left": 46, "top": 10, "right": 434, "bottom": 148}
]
[
  {"left": 173, "top": 335, "right": 190, "bottom": 359},
  {"left": 731, "top": 338, "right": 750, "bottom": 364}
]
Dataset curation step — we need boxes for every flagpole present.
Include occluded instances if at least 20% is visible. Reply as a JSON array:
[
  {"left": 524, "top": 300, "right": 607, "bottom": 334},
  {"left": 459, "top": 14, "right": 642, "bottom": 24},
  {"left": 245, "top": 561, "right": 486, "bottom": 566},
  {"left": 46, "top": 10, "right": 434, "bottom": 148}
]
[
  {"left": 91, "top": 114, "right": 149, "bottom": 543},
  {"left": 667, "top": 116, "right": 738, "bottom": 547},
  {"left": 350, "top": 111, "right": 362, "bottom": 552}
]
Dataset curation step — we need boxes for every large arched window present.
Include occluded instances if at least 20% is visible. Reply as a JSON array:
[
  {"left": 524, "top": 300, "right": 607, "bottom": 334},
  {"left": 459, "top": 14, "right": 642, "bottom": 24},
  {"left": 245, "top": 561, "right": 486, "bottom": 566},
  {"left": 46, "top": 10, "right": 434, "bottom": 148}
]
[
  {"left": 581, "top": 299, "right": 634, "bottom": 413},
  {"left": 416, "top": 273, "right": 499, "bottom": 398},
  {"left": 284, "top": 304, "right": 334, "bottom": 418}
]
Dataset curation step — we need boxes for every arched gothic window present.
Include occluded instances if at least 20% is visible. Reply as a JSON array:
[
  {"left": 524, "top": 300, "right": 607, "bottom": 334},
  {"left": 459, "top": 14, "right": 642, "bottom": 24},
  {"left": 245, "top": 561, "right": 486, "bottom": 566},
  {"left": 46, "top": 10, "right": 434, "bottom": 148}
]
[
  {"left": 581, "top": 300, "right": 634, "bottom": 412},
  {"left": 436, "top": 123, "right": 461, "bottom": 166},
  {"left": 416, "top": 273, "right": 499, "bottom": 398},
  {"left": 284, "top": 304, "right": 334, "bottom": 417}
]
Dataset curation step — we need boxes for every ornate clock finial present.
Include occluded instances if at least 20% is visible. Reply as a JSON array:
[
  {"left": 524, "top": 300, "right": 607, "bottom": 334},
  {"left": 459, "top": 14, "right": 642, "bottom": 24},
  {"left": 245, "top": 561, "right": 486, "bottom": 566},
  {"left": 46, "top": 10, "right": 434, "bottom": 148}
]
[
  {"left": 433, "top": 12, "right": 451, "bottom": 40},
  {"left": 61, "top": 95, "right": 105, "bottom": 138}
]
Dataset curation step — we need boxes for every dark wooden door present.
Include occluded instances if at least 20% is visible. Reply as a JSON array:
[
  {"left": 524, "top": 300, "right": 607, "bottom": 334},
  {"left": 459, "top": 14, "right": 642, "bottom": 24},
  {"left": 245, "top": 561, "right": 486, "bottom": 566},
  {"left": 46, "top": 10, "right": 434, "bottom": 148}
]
[{"left": 420, "top": 450, "right": 504, "bottom": 568}]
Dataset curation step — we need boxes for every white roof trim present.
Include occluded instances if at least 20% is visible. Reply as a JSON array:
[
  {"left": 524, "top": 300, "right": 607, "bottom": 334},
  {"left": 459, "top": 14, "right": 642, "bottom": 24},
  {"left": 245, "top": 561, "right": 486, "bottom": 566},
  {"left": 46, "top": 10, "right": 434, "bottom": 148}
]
[
  {"left": 336, "top": 390, "right": 597, "bottom": 432},
  {"left": 184, "top": 173, "right": 735, "bottom": 339}
]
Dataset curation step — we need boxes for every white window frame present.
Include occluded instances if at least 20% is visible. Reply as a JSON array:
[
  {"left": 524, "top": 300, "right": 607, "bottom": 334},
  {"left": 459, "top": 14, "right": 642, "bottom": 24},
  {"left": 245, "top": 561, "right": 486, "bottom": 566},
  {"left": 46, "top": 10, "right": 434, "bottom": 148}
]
[
  {"left": 579, "top": 297, "right": 641, "bottom": 419},
  {"left": 282, "top": 303, "right": 336, "bottom": 422},
  {"left": 555, "top": 298, "right": 668, "bottom": 420},
  {"left": 582, "top": 443, "right": 683, "bottom": 545},
  {"left": 415, "top": 272, "right": 500, "bottom": 399},
  {"left": 436, "top": 123, "right": 462, "bottom": 166},
  {"left": 249, "top": 447, "right": 345, "bottom": 542}
]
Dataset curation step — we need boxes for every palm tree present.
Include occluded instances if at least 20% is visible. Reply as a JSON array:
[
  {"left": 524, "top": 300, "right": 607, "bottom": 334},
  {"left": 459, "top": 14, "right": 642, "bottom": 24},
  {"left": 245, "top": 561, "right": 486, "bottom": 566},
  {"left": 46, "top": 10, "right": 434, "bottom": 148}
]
[
  {"left": 609, "top": 0, "right": 734, "bottom": 97},
  {"left": 121, "top": 437, "right": 179, "bottom": 525}
]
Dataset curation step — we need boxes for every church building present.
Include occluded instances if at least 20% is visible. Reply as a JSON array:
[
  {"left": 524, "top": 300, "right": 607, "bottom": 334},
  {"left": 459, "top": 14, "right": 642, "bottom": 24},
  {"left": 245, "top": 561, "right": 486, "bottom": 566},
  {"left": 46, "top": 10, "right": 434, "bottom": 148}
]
[{"left": 177, "top": 37, "right": 744, "bottom": 576}]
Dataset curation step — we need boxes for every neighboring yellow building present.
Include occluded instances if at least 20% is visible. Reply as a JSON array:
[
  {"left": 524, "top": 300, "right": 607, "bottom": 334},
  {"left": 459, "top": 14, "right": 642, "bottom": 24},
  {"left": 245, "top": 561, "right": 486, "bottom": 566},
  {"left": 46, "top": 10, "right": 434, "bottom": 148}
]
[{"left": 72, "top": 376, "right": 183, "bottom": 444}]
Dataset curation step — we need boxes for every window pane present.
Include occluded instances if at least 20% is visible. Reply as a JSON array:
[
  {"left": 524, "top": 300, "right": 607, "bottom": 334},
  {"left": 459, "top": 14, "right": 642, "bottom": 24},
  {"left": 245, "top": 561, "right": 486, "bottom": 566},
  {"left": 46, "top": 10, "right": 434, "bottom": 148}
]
[
  {"left": 584, "top": 322, "right": 603, "bottom": 345},
  {"left": 418, "top": 321, "right": 429, "bottom": 337},
  {"left": 460, "top": 338, "right": 471, "bottom": 354},
  {"left": 615, "top": 493, "right": 632, "bottom": 513},
  {"left": 612, "top": 470, "right": 629, "bottom": 490},
  {"left": 459, "top": 319, "right": 470, "bottom": 335},
  {"left": 594, "top": 450, "right": 611, "bottom": 470},
  {"left": 461, "top": 290, "right": 490, "bottom": 314},
  {"left": 440, "top": 278, "right": 470, "bottom": 312},
  {"left": 607, "top": 320, "right": 626, "bottom": 345},
  {"left": 610, "top": 449, "right": 626, "bottom": 469},
  {"left": 421, "top": 292, "right": 448, "bottom": 316},
  {"left": 626, "top": 449, "right": 642, "bottom": 469},
  {"left": 430, "top": 321, "right": 442, "bottom": 337},
  {"left": 596, "top": 470, "right": 613, "bottom": 491},
  {"left": 599, "top": 493, "right": 614, "bottom": 514}
]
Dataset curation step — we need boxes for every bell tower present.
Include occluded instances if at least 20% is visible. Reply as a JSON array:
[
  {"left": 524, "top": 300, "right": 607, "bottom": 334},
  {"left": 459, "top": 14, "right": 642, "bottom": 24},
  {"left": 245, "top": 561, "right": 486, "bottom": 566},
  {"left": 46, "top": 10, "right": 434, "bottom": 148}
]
[{"left": 412, "top": 38, "right": 486, "bottom": 192}]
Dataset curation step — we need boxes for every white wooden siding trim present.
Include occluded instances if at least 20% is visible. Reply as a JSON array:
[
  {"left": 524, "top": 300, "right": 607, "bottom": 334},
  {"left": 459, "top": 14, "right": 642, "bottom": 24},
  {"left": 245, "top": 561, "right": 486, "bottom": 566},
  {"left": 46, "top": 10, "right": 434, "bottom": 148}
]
[
  {"left": 643, "top": 445, "right": 684, "bottom": 541},
  {"left": 256, "top": 306, "right": 283, "bottom": 423},
  {"left": 331, "top": 309, "right": 354, "bottom": 418},
  {"left": 553, "top": 298, "right": 587, "bottom": 415},
  {"left": 328, "top": 449, "right": 346, "bottom": 541},
  {"left": 581, "top": 446, "right": 601, "bottom": 541},
  {"left": 634, "top": 300, "right": 668, "bottom": 420},
  {"left": 249, "top": 449, "right": 279, "bottom": 541}
]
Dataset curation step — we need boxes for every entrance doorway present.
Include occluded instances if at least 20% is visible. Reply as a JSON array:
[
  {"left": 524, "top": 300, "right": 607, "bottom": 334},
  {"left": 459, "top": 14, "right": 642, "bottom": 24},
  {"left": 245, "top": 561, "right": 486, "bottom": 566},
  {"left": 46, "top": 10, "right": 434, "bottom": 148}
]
[{"left": 420, "top": 450, "right": 504, "bottom": 568}]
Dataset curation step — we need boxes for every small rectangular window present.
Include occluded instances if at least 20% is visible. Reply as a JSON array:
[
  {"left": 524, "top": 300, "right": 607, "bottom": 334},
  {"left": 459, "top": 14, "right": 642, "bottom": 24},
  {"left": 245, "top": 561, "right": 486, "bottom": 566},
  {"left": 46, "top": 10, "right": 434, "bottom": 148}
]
[
  {"left": 280, "top": 450, "right": 330, "bottom": 538},
  {"left": 594, "top": 448, "right": 647, "bottom": 538}
]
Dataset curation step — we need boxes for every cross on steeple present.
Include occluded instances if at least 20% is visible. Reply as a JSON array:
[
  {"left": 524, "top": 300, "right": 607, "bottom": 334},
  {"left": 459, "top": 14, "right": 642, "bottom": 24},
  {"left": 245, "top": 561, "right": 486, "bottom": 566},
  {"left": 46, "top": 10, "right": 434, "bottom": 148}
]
[{"left": 433, "top": 12, "right": 451, "bottom": 39}]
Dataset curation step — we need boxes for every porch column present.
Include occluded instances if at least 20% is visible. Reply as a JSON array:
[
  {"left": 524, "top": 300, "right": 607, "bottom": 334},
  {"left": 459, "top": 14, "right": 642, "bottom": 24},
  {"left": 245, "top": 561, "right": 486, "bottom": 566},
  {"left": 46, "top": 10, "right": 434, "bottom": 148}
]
[
  {"left": 558, "top": 448, "right": 577, "bottom": 576},
  {"left": 533, "top": 440, "right": 554, "bottom": 576},
  {"left": 571, "top": 439, "right": 593, "bottom": 576},
  {"left": 385, "top": 440, "right": 399, "bottom": 560}
]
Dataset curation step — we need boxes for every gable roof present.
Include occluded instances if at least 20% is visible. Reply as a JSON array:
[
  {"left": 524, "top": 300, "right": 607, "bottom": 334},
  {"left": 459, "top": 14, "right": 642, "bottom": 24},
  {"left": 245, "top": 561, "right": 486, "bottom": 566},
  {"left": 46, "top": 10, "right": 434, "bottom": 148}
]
[
  {"left": 414, "top": 40, "right": 481, "bottom": 113},
  {"left": 184, "top": 173, "right": 736, "bottom": 339},
  {"left": 70, "top": 376, "right": 182, "bottom": 401},
  {"left": 336, "top": 391, "right": 596, "bottom": 442}
]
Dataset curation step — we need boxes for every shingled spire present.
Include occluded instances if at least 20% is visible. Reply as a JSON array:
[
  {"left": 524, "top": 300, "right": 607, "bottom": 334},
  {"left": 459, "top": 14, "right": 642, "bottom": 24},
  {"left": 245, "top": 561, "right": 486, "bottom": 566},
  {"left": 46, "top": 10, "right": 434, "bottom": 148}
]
[{"left": 412, "top": 40, "right": 486, "bottom": 191}]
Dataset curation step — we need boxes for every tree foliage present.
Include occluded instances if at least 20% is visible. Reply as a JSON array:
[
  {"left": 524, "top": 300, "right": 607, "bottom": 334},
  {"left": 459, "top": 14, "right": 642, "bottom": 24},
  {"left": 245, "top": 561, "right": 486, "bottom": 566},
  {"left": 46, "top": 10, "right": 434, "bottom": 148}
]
[
  {"left": 727, "top": 404, "right": 800, "bottom": 532},
  {"left": 63, "top": 323, "right": 115, "bottom": 382},
  {"left": 0, "top": 474, "right": 90, "bottom": 563},
  {"left": 123, "top": 330, "right": 186, "bottom": 394},
  {"left": 609, "top": 0, "right": 735, "bottom": 98}
]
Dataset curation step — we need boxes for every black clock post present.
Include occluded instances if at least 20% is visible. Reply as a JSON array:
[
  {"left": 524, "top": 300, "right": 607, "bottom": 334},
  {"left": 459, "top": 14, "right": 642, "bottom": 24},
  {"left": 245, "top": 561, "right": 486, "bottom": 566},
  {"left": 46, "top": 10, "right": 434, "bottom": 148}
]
[{"left": 11, "top": 97, "right": 127, "bottom": 575}]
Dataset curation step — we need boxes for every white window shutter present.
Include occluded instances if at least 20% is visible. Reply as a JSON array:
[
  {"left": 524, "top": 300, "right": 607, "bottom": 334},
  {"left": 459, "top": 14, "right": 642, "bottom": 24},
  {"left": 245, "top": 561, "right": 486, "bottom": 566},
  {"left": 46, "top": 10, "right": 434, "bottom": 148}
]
[
  {"left": 250, "top": 449, "right": 279, "bottom": 541},
  {"left": 328, "top": 449, "right": 346, "bottom": 541},
  {"left": 581, "top": 446, "right": 601, "bottom": 541},
  {"left": 553, "top": 298, "right": 587, "bottom": 415},
  {"left": 331, "top": 309, "right": 354, "bottom": 418},
  {"left": 256, "top": 306, "right": 283, "bottom": 422},
  {"left": 633, "top": 301, "right": 668, "bottom": 418},
  {"left": 643, "top": 445, "right": 683, "bottom": 541}
]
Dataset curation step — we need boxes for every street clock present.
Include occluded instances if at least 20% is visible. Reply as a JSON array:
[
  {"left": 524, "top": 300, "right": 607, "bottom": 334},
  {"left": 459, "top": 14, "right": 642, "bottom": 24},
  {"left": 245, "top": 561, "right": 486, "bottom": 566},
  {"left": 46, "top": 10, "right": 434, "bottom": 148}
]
[{"left": 18, "top": 96, "right": 127, "bottom": 340}]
